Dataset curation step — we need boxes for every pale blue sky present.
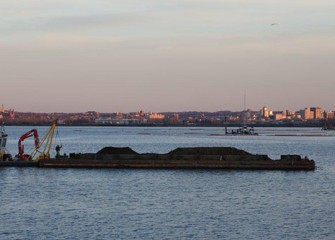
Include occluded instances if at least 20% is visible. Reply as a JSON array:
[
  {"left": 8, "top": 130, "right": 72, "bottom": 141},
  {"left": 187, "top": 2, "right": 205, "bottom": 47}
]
[{"left": 1, "top": 0, "right": 335, "bottom": 112}]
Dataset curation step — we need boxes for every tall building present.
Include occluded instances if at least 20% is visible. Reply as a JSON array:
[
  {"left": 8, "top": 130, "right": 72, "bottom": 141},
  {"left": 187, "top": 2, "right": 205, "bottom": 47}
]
[
  {"left": 260, "top": 106, "right": 270, "bottom": 118},
  {"left": 325, "top": 111, "right": 335, "bottom": 119},
  {"left": 149, "top": 113, "right": 165, "bottom": 120},
  {"left": 310, "top": 107, "right": 323, "bottom": 119},
  {"left": 303, "top": 108, "right": 313, "bottom": 120},
  {"left": 274, "top": 112, "right": 284, "bottom": 121},
  {"left": 172, "top": 113, "right": 179, "bottom": 121},
  {"left": 303, "top": 107, "right": 323, "bottom": 120}
]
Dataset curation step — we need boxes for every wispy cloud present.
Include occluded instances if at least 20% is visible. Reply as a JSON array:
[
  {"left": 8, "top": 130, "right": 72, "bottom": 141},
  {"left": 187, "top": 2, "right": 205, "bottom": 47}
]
[
  {"left": 1, "top": 0, "right": 335, "bottom": 112},
  {"left": 1, "top": 0, "right": 334, "bottom": 45}
]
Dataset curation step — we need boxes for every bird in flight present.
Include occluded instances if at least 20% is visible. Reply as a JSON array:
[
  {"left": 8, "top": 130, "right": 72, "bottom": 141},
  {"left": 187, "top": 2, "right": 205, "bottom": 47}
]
[{"left": 271, "top": 23, "right": 278, "bottom": 26}]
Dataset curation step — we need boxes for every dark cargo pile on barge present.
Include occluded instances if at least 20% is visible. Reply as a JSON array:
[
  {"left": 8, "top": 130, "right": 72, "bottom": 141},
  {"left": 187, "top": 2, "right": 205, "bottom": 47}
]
[
  {"left": 95, "top": 146, "right": 251, "bottom": 156},
  {"left": 97, "top": 147, "right": 139, "bottom": 155}
]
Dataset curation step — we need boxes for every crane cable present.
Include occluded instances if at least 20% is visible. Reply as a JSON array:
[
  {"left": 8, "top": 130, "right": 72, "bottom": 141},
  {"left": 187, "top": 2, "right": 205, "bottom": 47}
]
[
  {"left": 30, "top": 119, "right": 57, "bottom": 160},
  {"left": 55, "top": 125, "right": 63, "bottom": 147}
]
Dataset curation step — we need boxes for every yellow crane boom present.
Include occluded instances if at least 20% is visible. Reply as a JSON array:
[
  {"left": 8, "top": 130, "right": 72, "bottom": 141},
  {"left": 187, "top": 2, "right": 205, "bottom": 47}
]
[{"left": 30, "top": 119, "right": 57, "bottom": 161}]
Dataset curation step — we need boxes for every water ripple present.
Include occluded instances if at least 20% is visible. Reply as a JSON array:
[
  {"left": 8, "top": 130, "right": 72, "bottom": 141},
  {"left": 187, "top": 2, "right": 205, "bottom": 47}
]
[{"left": 1, "top": 127, "right": 335, "bottom": 239}]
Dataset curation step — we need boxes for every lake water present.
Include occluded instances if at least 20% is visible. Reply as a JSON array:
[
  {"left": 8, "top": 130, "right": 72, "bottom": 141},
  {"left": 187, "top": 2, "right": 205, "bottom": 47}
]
[{"left": 1, "top": 126, "right": 335, "bottom": 239}]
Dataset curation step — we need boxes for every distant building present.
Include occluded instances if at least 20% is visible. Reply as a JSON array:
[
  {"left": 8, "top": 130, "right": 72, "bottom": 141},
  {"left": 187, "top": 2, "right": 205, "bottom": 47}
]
[
  {"left": 303, "top": 108, "right": 313, "bottom": 120},
  {"left": 169, "top": 113, "right": 179, "bottom": 122},
  {"left": 9, "top": 109, "right": 15, "bottom": 119},
  {"left": 260, "top": 106, "right": 273, "bottom": 118},
  {"left": 303, "top": 107, "right": 323, "bottom": 120},
  {"left": 274, "top": 113, "right": 283, "bottom": 121},
  {"left": 149, "top": 113, "right": 165, "bottom": 120},
  {"left": 310, "top": 107, "right": 323, "bottom": 119},
  {"left": 85, "top": 111, "right": 99, "bottom": 117},
  {"left": 285, "top": 110, "right": 296, "bottom": 120},
  {"left": 273, "top": 111, "right": 285, "bottom": 121},
  {"left": 139, "top": 110, "right": 145, "bottom": 117},
  {"left": 325, "top": 111, "right": 335, "bottom": 119},
  {"left": 95, "top": 117, "right": 112, "bottom": 124}
]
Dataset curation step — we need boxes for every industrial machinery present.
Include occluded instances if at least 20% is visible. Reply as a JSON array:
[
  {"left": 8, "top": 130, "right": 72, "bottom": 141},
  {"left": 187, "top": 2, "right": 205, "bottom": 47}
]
[
  {"left": 17, "top": 119, "right": 58, "bottom": 161},
  {"left": 17, "top": 129, "right": 40, "bottom": 160},
  {"left": 30, "top": 119, "right": 58, "bottom": 161}
]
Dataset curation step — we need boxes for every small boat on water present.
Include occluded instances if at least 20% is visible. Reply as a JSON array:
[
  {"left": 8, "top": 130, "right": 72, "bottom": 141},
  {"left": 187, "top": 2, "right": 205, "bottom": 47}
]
[
  {"left": 225, "top": 125, "right": 258, "bottom": 135},
  {"left": 223, "top": 114, "right": 258, "bottom": 135},
  {"left": 0, "top": 125, "right": 12, "bottom": 161}
]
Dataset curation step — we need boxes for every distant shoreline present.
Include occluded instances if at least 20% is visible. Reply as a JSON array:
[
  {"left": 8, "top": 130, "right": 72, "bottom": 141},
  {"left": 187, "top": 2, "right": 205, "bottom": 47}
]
[{"left": 2, "top": 123, "right": 325, "bottom": 128}]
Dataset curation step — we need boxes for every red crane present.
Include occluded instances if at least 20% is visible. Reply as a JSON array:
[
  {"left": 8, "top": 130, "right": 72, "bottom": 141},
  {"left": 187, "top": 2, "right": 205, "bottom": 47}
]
[{"left": 17, "top": 129, "right": 40, "bottom": 160}]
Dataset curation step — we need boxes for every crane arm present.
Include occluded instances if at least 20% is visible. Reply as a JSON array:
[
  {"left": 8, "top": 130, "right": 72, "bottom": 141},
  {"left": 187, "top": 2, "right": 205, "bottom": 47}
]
[
  {"left": 30, "top": 119, "right": 57, "bottom": 161},
  {"left": 17, "top": 129, "right": 39, "bottom": 160}
]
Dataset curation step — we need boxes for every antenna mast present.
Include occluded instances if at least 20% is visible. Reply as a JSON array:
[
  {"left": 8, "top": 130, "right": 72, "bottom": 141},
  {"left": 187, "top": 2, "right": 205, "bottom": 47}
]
[{"left": 244, "top": 89, "right": 246, "bottom": 111}]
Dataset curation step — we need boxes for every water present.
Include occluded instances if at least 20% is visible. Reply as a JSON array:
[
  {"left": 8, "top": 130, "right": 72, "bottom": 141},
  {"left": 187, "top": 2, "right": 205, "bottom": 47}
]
[{"left": 1, "top": 126, "right": 335, "bottom": 239}]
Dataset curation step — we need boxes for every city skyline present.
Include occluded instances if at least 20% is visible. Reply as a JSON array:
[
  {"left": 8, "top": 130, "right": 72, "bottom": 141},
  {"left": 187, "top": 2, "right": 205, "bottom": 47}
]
[
  {"left": 1, "top": 1, "right": 335, "bottom": 113},
  {"left": 1, "top": 102, "right": 334, "bottom": 115},
  {"left": 1, "top": 104, "right": 334, "bottom": 128}
]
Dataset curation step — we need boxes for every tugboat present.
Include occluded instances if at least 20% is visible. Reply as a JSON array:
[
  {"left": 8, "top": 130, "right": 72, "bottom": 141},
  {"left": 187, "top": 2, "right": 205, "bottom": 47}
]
[
  {"left": 224, "top": 90, "right": 258, "bottom": 135},
  {"left": 229, "top": 125, "right": 258, "bottom": 135},
  {"left": 0, "top": 124, "right": 12, "bottom": 161},
  {"left": 224, "top": 117, "right": 258, "bottom": 135}
]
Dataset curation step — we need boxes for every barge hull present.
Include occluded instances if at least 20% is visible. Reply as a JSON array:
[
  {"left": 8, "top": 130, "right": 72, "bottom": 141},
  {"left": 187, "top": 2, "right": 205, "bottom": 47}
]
[
  {"left": 39, "top": 158, "right": 315, "bottom": 170},
  {"left": 0, "top": 161, "right": 39, "bottom": 167}
]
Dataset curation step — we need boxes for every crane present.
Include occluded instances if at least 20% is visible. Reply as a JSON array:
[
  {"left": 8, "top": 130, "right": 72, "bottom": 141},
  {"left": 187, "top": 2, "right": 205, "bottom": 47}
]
[
  {"left": 17, "top": 129, "right": 40, "bottom": 160},
  {"left": 30, "top": 119, "right": 58, "bottom": 161}
]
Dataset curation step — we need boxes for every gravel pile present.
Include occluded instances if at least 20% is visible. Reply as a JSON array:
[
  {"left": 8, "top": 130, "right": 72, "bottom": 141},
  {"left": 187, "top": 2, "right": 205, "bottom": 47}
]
[{"left": 168, "top": 147, "right": 251, "bottom": 155}]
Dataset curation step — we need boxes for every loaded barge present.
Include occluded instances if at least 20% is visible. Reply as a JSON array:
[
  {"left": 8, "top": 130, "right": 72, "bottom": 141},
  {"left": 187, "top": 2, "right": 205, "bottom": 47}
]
[
  {"left": 35, "top": 146, "right": 315, "bottom": 170},
  {"left": 0, "top": 120, "right": 315, "bottom": 170}
]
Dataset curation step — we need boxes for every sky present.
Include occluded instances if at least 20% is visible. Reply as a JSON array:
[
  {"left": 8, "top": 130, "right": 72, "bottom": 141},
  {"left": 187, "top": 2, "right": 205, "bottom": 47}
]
[{"left": 1, "top": 0, "right": 335, "bottom": 113}]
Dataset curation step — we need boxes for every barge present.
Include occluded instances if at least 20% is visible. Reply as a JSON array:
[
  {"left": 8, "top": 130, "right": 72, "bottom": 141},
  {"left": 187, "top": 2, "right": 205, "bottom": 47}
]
[
  {"left": 37, "top": 146, "right": 315, "bottom": 170},
  {"left": 0, "top": 119, "right": 315, "bottom": 170}
]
